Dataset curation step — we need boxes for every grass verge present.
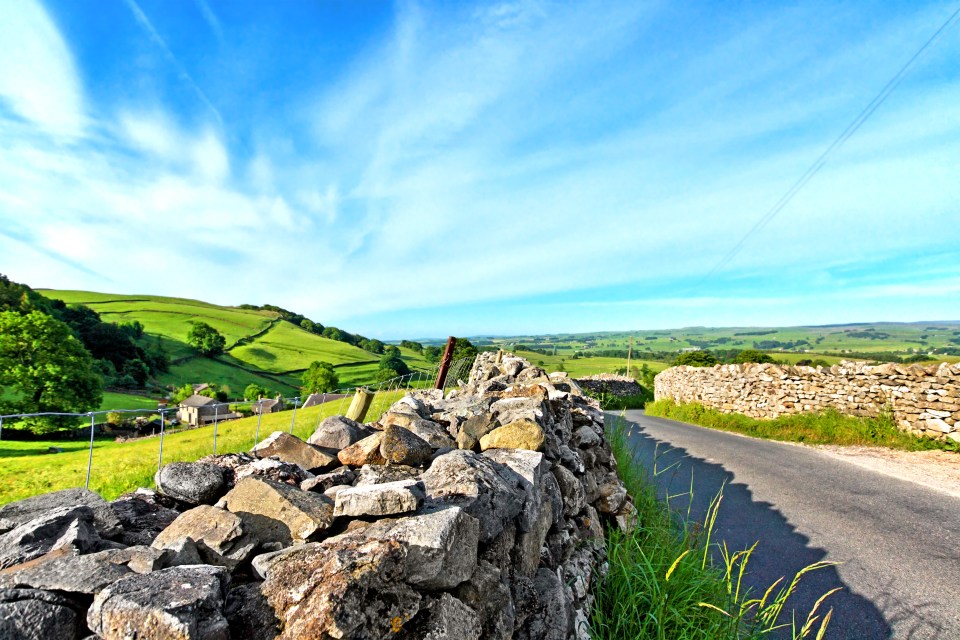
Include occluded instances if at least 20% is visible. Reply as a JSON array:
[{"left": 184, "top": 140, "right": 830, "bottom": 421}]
[
  {"left": 590, "top": 414, "right": 836, "bottom": 639},
  {"left": 645, "top": 400, "right": 958, "bottom": 452}
]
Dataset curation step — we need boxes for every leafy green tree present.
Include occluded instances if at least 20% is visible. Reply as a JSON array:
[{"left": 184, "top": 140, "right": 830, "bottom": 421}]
[
  {"left": 375, "top": 367, "right": 400, "bottom": 383},
  {"left": 187, "top": 322, "right": 226, "bottom": 356},
  {"left": 118, "top": 320, "right": 144, "bottom": 339},
  {"left": 321, "top": 326, "right": 347, "bottom": 342},
  {"left": 0, "top": 311, "right": 103, "bottom": 430},
  {"left": 244, "top": 383, "right": 271, "bottom": 401},
  {"left": 452, "top": 338, "right": 478, "bottom": 364},
  {"left": 674, "top": 350, "right": 719, "bottom": 367},
  {"left": 121, "top": 358, "right": 150, "bottom": 387},
  {"left": 171, "top": 384, "right": 195, "bottom": 404},
  {"left": 732, "top": 349, "right": 774, "bottom": 364},
  {"left": 302, "top": 360, "right": 339, "bottom": 394},
  {"left": 422, "top": 346, "right": 441, "bottom": 362},
  {"left": 400, "top": 340, "right": 423, "bottom": 353},
  {"left": 383, "top": 345, "right": 401, "bottom": 357},
  {"left": 378, "top": 353, "right": 410, "bottom": 376}
]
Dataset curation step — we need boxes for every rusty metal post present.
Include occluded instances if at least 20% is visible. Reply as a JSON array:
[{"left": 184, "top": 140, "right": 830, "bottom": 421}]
[{"left": 434, "top": 336, "right": 457, "bottom": 389}]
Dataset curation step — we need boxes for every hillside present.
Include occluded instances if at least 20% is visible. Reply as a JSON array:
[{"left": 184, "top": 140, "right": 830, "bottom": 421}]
[
  {"left": 476, "top": 322, "right": 960, "bottom": 365},
  {"left": 38, "top": 290, "right": 408, "bottom": 396}
]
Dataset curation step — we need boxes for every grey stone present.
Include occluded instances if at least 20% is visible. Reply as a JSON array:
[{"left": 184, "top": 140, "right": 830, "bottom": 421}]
[
  {"left": 87, "top": 565, "right": 230, "bottom": 640},
  {"left": 359, "top": 507, "right": 479, "bottom": 590},
  {"left": 482, "top": 449, "right": 547, "bottom": 533},
  {"left": 0, "top": 588, "right": 80, "bottom": 640},
  {"left": 333, "top": 480, "right": 425, "bottom": 518},
  {"left": 155, "top": 462, "right": 227, "bottom": 505},
  {"left": 251, "top": 431, "right": 338, "bottom": 472},
  {"left": 224, "top": 583, "right": 281, "bottom": 640},
  {"left": 0, "top": 488, "right": 122, "bottom": 539},
  {"left": 0, "top": 506, "right": 100, "bottom": 570},
  {"left": 380, "top": 424, "right": 433, "bottom": 467},
  {"left": 222, "top": 476, "right": 334, "bottom": 545},
  {"left": 151, "top": 505, "right": 257, "bottom": 570},
  {"left": 455, "top": 560, "right": 514, "bottom": 640},
  {"left": 300, "top": 466, "right": 356, "bottom": 493},
  {"left": 0, "top": 546, "right": 138, "bottom": 593},
  {"left": 402, "top": 593, "right": 481, "bottom": 640},
  {"left": 251, "top": 542, "right": 323, "bottom": 580},
  {"left": 109, "top": 492, "right": 179, "bottom": 546},
  {"left": 513, "top": 489, "right": 554, "bottom": 578},
  {"left": 307, "top": 416, "right": 372, "bottom": 449},
  {"left": 353, "top": 463, "right": 421, "bottom": 487},
  {"left": 261, "top": 538, "right": 421, "bottom": 640},
  {"left": 552, "top": 465, "right": 586, "bottom": 517},
  {"left": 456, "top": 413, "right": 499, "bottom": 450},
  {"left": 421, "top": 450, "right": 524, "bottom": 543},
  {"left": 573, "top": 425, "right": 601, "bottom": 448},
  {"left": 232, "top": 456, "right": 315, "bottom": 487}
]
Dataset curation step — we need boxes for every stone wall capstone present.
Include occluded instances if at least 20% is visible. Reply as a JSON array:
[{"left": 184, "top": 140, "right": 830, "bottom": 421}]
[
  {"left": 0, "top": 352, "right": 633, "bottom": 640},
  {"left": 654, "top": 360, "right": 960, "bottom": 442}
]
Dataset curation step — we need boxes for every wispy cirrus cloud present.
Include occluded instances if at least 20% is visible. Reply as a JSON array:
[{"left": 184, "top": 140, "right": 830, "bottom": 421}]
[{"left": 1, "top": 0, "right": 958, "bottom": 337}]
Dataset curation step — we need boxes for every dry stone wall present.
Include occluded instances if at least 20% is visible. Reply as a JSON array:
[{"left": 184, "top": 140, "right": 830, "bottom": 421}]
[
  {"left": 655, "top": 360, "right": 960, "bottom": 442},
  {"left": 0, "top": 352, "right": 633, "bottom": 640},
  {"left": 575, "top": 374, "right": 645, "bottom": 398}
]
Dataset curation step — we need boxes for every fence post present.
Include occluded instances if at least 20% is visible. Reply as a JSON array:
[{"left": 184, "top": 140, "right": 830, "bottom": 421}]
[
  {"left": 157, "top": 409, "right": 166, "bottom": 473},
  {"left": 434, "top": 336, "right": 457, "bottom": 389},
  {"left": 85, "top": 413, "right": 96, "bottom": 490},
  {"left": 253, "top": 400, "right": 264, "bottom": 448},
  {"left": 345, "top": 388, "right": 374, "bottom": 422},
  {"left": 289, "top": 397, "right": 300, "bottom": 434},
  {"left": 212, "top": 404, "right": 220, "bottom": 455},
  {"left": 0, "top": 416, "right": 3, "bottom": 442}
]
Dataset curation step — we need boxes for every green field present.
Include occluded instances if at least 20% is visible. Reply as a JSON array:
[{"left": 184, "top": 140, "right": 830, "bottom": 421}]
[
  {"left": 36, "top": 290, "right": 423, "bottom": 398},
  {"left": 0, "top": 391, "right": 407, "bottom": 505},
  {"left": 99, "top": 392, "right": 164, "bottom": 412},
  {"left": 477, "top": 321, "right": 960, "bottom": 366}
]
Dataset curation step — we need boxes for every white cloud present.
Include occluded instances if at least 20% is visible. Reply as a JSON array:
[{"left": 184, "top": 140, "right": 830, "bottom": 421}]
[
  {"left": 0, "top": 0, "right": 84, "bottom": 137},
  {"left": 192, "top": 129, "right": 230, "bottom": 183}
]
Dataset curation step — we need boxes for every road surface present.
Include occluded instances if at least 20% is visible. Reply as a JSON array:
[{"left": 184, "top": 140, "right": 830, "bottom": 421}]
[{"left": 614, "top": 410, "right": 960, "bottom": 640}]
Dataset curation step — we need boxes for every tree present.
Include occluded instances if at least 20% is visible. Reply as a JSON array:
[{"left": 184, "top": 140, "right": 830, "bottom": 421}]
[
  {"left": 244, "top": 383, "right": 271, "bottom": 401},
  {"left": 423, "top": 346, "right": 441, "bottom": 362},
  {"left": 120, "top": 358, "right": 150, "bottom": 387},
  {"left": 378, "top": 353, "right": 410, "bottom": 376},
  {"left": 302, "top": 361, "right": 339, "bottom": 394},
  {"left": 187, "top": 322, "right": 226, "bottom": 356},
  {"left": 400, "top": 340, "right": 423, "bottom": 353},
  {"left": 732, "top": 349, "right": 774, "bottom": 364},
  {"left": 375, "top": 368, "right": 400, "bottom": 383},
  {"left": 171, "top": 384, "right": 195, "bottom": 404},
  {"left": 674, "top": 350, "right": 718, "bottom": 367},
  {"left": 0, "top": 311, "right": 103, "bottom": 431},
  {"left": 452, "top": 338, "right": 478, "bottom": 364}
]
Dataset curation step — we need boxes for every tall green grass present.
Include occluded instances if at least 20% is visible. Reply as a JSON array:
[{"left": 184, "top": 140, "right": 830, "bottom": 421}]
[
  {"left": 645, "top": 400, "right": 958, "bottom": 452},
  {"left": 590, "top": 415, "right": 836, "bottom": 639}
]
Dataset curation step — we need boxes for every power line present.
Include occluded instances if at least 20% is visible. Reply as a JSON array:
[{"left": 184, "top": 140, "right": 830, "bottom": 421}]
[{"left": 692, "top": 4, "right": 960, "bottom": 291}]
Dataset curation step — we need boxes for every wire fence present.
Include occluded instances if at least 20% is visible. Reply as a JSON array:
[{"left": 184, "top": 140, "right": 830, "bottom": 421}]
[{"left": 0, "top": 357, "right": 474, "bottom": 499}]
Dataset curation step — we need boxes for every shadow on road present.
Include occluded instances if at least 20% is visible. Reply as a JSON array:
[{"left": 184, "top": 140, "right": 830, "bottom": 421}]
[{"left": 614, "top": 413, "right": 892, "bottom": 640}]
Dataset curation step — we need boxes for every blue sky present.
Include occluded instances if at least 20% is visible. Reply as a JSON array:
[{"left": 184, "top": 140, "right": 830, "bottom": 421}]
[{"left": 1, "top": 0, "right": 958, "bottom": 339}]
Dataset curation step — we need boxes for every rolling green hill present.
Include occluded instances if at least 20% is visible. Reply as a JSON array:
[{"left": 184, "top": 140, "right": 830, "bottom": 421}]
[{"left": 37, "top": 290, "right": 402, "bottom": 398}]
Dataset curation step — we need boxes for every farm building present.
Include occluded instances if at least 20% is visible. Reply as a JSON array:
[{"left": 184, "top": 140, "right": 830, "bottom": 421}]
[
  {"left": 177, "top": 394, "right": 240, "bottom": 427},
  {"left": 252, "top": 396, "right": 284, "bottom": 415}
]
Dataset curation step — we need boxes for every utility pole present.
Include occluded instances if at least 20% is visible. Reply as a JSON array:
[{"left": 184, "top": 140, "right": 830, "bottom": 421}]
[{"left": 627, "top": 336, "right": 633, "bottom": 378}]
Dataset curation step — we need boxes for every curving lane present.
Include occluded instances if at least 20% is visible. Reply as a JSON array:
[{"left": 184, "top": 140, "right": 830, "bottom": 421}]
[{"left": 614, "top": 410, "right": 960, "bottom": 640}]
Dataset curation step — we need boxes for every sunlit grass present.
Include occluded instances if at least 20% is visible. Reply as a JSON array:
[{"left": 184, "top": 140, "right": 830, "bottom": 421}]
[
  {"left": 590, "top": 415, "right": 837, "bottom": 639},
  {"left": 645, "top": 400, "right": 958, "bottom": 452},
  {"left": 0, "top": 389, "right": 406, "bottom": 505}
]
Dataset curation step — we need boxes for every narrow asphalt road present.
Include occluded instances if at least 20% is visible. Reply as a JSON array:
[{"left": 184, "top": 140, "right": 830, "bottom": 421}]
[{"left": 615, "top": 410, "right": 960, "bottom": 640}]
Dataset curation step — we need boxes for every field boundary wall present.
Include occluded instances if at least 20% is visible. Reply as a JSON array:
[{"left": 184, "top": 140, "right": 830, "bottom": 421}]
[{"left": 654, "top": 360, "right": 960, "bottom": 442}]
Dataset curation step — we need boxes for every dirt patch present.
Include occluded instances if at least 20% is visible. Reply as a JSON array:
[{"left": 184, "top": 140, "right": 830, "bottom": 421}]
[{"left": 814, "top": 445, "right": 960, "bottom": 499}]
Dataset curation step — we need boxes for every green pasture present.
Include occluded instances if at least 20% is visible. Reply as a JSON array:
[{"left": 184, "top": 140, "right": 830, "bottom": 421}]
[
  {"left": 158, "top": 355, "right": 300, "bottom": 396},
  {"left": 0, "top": 390, "right": 407, "bottom": 505},
  {"left": 230, "top": 321, "right": 376, "bottom": 372},
  {"left": 99, "top": 392, "right": 165, "bottom": 412},
  {"left": 40, "top": 290, "right": 275, "bottom": 349}
]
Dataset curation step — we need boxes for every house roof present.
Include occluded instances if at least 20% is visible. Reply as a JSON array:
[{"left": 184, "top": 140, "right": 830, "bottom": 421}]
[{"left": 180, "top": 394, "right": 217, "bottom": 407}]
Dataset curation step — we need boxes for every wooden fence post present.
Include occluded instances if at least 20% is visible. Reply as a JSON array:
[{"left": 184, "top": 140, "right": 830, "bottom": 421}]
[
  {"left": 346, "top": 388, "right": 374, "bottom": 422},
  {"left": 434, "top": 336, "right": 457, "bottom": 389}
]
